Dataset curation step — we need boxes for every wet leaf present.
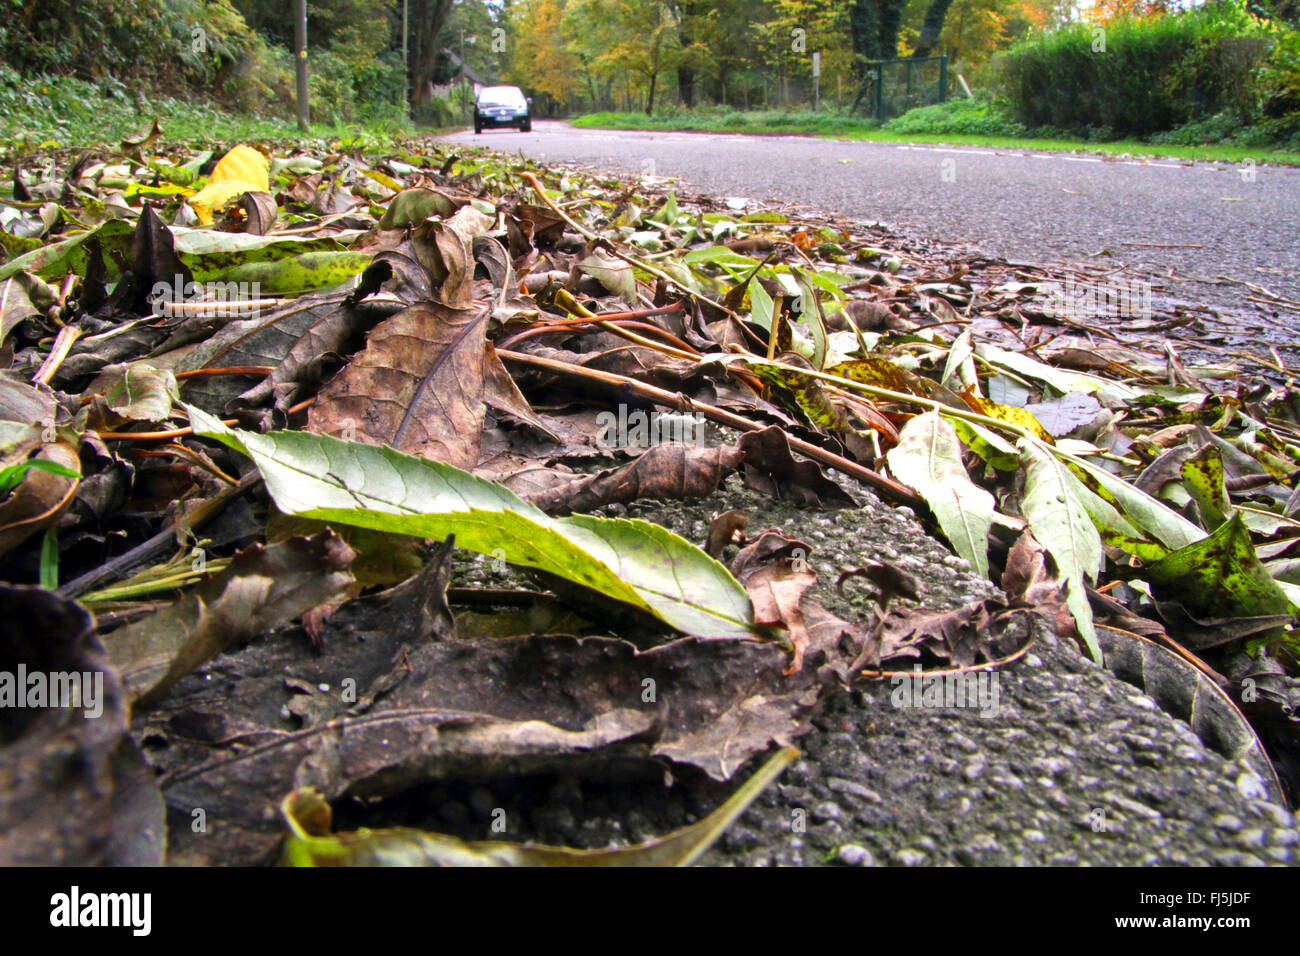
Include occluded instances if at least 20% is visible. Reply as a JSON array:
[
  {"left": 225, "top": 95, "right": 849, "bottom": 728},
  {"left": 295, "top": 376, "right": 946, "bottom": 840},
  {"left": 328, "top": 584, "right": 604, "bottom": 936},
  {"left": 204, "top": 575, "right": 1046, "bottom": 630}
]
[
  {"left": 187, "top": 407, "right": 758, "bottom": 640},
  {"left": 1146, "top": 514, "right": 1295, "bottom": 627},
  {"left": 106, "top": 531, "right": 357, "bottom": 704},
  {"left": 0, "top": 586, "right": 164, "bottom": 865},
  {"left": 887, "top": 411, "right": 996, "bottom": 578},
  {"left": 280, "top": 747, "right": 798, "bottom": 867}
]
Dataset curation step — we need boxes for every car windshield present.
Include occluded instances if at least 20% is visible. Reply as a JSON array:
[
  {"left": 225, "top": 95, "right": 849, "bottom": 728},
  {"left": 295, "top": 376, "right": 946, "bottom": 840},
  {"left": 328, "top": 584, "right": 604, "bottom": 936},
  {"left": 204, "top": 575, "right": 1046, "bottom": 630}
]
[{"left": 478, "top": 87, "right": 526, "bottom": 108}]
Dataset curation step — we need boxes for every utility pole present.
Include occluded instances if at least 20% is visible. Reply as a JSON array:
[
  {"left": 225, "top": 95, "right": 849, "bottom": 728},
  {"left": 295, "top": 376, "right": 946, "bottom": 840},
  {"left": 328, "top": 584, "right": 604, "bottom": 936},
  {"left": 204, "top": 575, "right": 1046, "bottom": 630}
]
[
  {"left": 460, "top": 28, "right": 467, "bottom": 125},
  {"left": 812, "top": 51, "right": 821, "bottom": 112},
  {"left": 294, "top": 0, "right": 309, "bottom": 131}
]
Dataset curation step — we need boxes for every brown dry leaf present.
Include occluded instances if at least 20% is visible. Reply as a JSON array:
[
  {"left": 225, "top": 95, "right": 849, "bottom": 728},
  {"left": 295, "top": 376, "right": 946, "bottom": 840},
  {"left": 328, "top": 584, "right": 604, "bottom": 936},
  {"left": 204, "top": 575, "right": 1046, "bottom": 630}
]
[
  {"left": 229, "top": 191, "right": 278, "bottom": 235},
  {"left": 0, "top": 586, "right": 164, "bottom": 865},
  {"left": 744, "top": 562, "right": 817, "bottom": 674},
  {"left": 1000, "top": 531, "right": 1077, "bottom": 642},
  {"left": 307, "top": 301, "right": 550, "bottom": 469},
  {"left": 412, "top": 204, "right": 494, "bottom": 308},
  {"left": 106, "top": 531, "right": 356, "bottom": 704}
]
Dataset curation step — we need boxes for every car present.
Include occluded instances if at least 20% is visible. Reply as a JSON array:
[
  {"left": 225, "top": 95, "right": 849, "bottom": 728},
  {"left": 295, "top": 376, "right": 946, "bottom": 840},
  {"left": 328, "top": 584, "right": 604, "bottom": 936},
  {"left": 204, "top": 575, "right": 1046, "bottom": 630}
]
[{"left": 474, "top": 86, "right": 532, "bottom": 134}]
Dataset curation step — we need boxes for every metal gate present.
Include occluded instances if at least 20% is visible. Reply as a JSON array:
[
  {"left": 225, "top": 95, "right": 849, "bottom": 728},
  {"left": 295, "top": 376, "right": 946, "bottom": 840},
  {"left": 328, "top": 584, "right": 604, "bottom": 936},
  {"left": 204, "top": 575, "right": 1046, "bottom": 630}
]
[{"left": 854, "top": 55, "right": 948, "bottom": 120}]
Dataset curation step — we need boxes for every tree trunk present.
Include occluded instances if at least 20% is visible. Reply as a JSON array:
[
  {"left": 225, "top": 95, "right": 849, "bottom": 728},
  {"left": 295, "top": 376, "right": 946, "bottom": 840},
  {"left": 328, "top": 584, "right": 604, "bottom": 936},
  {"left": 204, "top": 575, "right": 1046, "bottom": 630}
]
[
  {"left": 913, "top": 0, "right": 954, "bottom": 58},
  {"left": 411, "top": 0, "right": 455, "bottom": 108},
  {"left": 678, "top": 65, "right": 696, "bottom": 107},
  {"left": 647, "top": 71, "right": 658, "bottom": 115}
]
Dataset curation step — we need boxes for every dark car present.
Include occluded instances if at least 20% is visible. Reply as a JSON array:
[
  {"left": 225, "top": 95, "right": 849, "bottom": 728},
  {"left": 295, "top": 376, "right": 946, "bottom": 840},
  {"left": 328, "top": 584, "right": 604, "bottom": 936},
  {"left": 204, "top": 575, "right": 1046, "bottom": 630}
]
[{"left": 474, "top": 86, "right": 532, "bottom": 134}]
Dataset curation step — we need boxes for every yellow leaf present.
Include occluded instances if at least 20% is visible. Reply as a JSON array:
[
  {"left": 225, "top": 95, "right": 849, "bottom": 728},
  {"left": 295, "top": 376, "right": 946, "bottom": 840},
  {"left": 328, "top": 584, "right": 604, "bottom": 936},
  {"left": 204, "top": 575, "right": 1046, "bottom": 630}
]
[{"left": 187, "top": 145, "right": 270, "bottom": 226}]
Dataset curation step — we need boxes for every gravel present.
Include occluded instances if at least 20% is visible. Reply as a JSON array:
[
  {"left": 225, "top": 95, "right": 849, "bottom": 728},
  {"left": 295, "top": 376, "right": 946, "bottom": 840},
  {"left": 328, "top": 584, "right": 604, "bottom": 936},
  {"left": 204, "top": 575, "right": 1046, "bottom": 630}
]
[{"left": 439, "top": 461, "right": 1297, "bottom": 866}]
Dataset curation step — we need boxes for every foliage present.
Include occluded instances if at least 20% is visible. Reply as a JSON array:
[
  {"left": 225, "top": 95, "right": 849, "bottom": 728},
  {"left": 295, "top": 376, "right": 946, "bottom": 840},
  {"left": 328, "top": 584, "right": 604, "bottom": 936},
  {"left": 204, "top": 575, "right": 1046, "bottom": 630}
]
[
  {"left": 883, "top": 95, "right": 1026, "bottom": 133},
  {"left": 996, "top": 2, "right": 1283, "bottom": 137}
]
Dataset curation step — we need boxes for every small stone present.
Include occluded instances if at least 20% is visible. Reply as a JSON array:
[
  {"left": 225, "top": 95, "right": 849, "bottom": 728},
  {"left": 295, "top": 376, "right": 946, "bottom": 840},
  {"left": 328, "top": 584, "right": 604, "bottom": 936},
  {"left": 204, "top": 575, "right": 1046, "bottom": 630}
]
[
  {"left": 837, "top": 844, "right": 876, "bottom": 867},
  {"left": 812, "top": 802, "right": 842, "bottom": 823},
  {"left": 1023, "top": 829, "right": 1047, "bottom": 843},
  {"left": 826, "top": 777, "right": 881, "bottom": 803},
  {"left": 1212, "top": 813, "right": 1244, "bottom": 833},
  {"left": 1271, "top": 829, "right": 1300, "bottom": 847},
  {"left": 1033, "top": 757, "right": 1070, "bottom": 777},
  {"left": 1110, "top": 795, "right": 1162, "bottom": 820},
  {"left": 895, "top": 848, "right": 927, "bottom": 867},
  {"left": 1235, "top": 828, "right": 1266, "bottom": 849},
  {"left": 1252, "top": 802, "right": 1293, "bottom": 828}
]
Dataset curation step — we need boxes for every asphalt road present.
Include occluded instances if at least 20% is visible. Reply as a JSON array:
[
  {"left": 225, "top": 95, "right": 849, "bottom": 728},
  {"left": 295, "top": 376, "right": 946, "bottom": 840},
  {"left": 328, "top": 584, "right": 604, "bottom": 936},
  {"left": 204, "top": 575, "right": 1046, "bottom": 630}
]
[{"left": 441, "top": 121, "right": 1300, "bottom": 320}]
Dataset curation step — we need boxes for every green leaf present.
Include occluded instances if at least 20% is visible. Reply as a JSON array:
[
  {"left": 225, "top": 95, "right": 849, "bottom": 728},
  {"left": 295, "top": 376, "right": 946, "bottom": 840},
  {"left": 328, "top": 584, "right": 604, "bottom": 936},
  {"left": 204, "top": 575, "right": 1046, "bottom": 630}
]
[
  {"left": 949, "top": 417, "right": 1019, "bottom": 472},
  {"left": 39, "top": 527, "right": 58, "bottom": 590},
  {"left": 377, "top": 187, "right": 463, "bottom": 229},
  {"left": 682, "top": 246, "right": 760, "bottom": 268},
  {"left": 281, "top": 747, "right": 798, "bottom": 867},
  {"left": 186, "top": 407, "right": 756, "bottom": 639},
  {"left": 1147, "top": 513, "right": 1296, "bottom": 623},
  {"left": 578, "top": 252, "right": 637, "bottom": 302},
  {"left": 648, "top": 189, "right": 679, "bottom": 225},
  {"left": 1019, "top": 438, "right": 1103, "bottom": 661},
  {"left": 749, "top": 279, "right": 775, "bottom": 333},
  {"left": 790, "top": 268, "right": 828, "bottom": 371},
  {"left": 1180, "top": 444, "right": 1232, "bottom": 531},
  {"left": 887, "top": 412, "right": 995, "bottom": 578},
  {"left": 978, "top": 343, "right": 1142, "bottom": 400},
  {"left": 209, "top": 251, "right": 373, "bottom": 294},
  {"left": 1063, "top": 453, "right": 1204, "bottom": 553},
  {"left": 0, "top": 219, "right": 134, "bottom": 283}
]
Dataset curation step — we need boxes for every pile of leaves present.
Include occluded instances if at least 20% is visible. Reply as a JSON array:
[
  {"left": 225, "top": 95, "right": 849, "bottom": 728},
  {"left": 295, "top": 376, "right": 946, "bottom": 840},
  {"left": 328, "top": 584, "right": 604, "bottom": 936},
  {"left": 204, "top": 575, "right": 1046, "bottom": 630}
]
[{"left": 1, "top": 127, "right": 1298, "bottom": 865}]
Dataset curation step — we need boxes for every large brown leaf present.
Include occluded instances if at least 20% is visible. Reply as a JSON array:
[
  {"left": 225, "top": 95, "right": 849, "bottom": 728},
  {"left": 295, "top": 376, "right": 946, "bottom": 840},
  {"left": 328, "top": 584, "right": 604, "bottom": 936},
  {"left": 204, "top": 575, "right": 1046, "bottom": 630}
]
[{"left": 307, "top": 301, "right": 551, "bottom": 469}]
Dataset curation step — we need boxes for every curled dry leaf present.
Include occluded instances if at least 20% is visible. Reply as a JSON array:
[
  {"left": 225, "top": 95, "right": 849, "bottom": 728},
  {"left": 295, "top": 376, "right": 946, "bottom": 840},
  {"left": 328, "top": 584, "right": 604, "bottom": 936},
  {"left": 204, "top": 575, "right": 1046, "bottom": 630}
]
[{"left": 0, "top": 586, "right": 164, "bottom": 865}]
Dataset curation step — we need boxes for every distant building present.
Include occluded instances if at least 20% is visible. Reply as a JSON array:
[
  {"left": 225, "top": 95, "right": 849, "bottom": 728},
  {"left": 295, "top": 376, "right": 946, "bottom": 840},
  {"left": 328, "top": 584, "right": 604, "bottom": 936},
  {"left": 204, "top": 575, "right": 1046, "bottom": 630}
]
[{"left": 428, "top": 48, "right": 485, "bottom": 100}]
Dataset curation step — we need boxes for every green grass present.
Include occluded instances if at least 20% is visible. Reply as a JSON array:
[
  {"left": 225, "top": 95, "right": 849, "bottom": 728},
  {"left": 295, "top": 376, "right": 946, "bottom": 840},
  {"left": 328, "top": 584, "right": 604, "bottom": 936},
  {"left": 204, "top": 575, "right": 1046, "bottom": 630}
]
[
  {"left": 0, "top": 71, "right": 437, "bottom": 154},
  {"left": 572, "top": 103, "right": 1300, "bottom": 167}
]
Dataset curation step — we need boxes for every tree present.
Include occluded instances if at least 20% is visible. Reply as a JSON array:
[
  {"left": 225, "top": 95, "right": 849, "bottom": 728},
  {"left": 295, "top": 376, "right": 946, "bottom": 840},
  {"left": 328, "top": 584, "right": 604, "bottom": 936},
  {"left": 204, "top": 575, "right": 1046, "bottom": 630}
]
[
  {"left": 912, "top": 0, "right": 955, "bottom": 56},
  {"left": 411, "top": 0, "right": 457, "bottom": 107},
  {"left": 512, "top": 0, "right": 581, "bottom": 108},
  {"left": 851, "top": 0, "right": 910, "bottom": 59},
  {"left": 565, "top": 0, "right": 680, "bottom": 114}
]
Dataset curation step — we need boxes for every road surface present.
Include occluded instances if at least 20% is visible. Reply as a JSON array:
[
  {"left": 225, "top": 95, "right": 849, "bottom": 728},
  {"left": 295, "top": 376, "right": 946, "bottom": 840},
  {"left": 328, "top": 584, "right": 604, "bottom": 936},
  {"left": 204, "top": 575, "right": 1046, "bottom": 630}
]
[{"left": 440, "top": 121, "right": 1300, "bottom": 321}]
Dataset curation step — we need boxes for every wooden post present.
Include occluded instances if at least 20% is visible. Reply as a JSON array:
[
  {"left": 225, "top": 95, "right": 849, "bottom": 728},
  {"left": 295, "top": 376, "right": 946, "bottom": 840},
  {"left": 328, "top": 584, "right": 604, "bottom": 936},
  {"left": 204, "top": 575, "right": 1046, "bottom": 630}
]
[{"left": 294, "top": 0, "right": 309, "bottom": 131}]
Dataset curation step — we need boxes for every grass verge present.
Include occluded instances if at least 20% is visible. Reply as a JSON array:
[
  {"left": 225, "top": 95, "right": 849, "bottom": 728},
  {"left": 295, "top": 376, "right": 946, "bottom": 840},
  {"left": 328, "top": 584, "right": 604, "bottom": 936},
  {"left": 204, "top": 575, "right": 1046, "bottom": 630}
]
[{"left": 571, "top": 109, "right": 1300, "bottom": 166}]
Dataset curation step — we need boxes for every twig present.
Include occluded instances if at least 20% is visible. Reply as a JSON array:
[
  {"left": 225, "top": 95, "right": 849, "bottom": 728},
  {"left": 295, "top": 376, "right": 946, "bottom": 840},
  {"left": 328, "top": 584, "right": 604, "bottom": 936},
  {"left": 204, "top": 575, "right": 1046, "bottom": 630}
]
[
  {"left": 498, "top": 348, "right": 922, "bottom": 508},
  {"left": 58, "top": 470, "right": 262, "bottom": 599}
]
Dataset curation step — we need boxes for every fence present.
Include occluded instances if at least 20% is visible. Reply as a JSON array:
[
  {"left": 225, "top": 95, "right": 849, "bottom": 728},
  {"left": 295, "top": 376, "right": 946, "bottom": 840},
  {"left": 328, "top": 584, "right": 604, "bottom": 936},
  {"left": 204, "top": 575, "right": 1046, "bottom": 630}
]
[{"left": 853, "top": 55, "right": 948, "bottom": 120}]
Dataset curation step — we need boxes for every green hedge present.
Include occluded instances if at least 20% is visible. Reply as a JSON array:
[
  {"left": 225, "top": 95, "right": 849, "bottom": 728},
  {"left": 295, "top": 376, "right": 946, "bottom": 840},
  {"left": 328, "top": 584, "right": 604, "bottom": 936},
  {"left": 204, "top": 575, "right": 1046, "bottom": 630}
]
[{"left": 997, "top": 2, "right": 1275, "bottom": 137}]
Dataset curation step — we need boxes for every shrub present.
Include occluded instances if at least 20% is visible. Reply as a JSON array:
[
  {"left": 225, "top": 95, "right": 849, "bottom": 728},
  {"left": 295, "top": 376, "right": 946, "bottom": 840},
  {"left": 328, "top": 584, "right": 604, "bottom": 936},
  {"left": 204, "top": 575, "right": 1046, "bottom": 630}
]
[
  {"left": 884, "top": 98, "right": 1027, "bottom": 136},
  {"left": 996, "top": 2, "right": 1275, "bottom": 137}
]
